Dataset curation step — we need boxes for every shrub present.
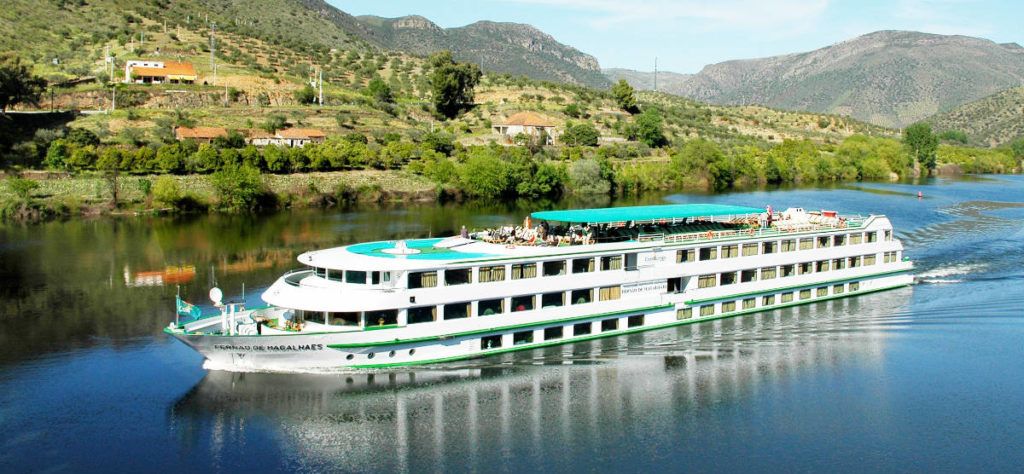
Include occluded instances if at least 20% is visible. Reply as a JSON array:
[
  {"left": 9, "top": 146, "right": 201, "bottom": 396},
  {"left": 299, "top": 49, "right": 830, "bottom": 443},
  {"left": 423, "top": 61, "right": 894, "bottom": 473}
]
[
  {"left": 567, "top": 159, "right": 610, "bottom": 194},
  {"left": 208, "top": 165, "right": 268, "bottom": 212},
  {"left": 6, "top": 176, "right": 39, "bottom": 199},
  {"left": 152, "top": 176, "right": 181, "bottom": 206}
]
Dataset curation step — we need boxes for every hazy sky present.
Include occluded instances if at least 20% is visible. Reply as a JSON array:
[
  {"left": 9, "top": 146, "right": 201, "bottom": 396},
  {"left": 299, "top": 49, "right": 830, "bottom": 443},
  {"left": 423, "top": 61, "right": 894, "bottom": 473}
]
[{"left": 329, "top": 0, "right": 1023, "bottom": 74}]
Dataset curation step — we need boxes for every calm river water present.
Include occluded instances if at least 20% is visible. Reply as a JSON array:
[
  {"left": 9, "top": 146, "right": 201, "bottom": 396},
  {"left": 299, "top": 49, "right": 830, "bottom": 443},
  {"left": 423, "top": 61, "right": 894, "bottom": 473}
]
[{"left": 2, "top": 177, "right": 1024, "bottom": 473}]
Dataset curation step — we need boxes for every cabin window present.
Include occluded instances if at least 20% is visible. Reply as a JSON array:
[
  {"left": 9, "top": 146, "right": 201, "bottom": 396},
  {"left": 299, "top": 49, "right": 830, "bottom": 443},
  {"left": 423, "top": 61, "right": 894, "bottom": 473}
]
[
  {"left": 781, "top": 239, "right": 797, "bottom": 252},
  {"left": 817, "top": 236, "right": 831, "bottom": 248},
  {"left": 817, "top": 286, "right": 828, "bottom": 297},
  {"left": 834, "top": 234, "right": 846, "bottom": 246},
  {"left": 601, "top": 255, "right": 624, "bottom": 270},
  {"left": 479, "top": 265, "right": 506, "bottom": 283},
  {"left": 313, "top": 267, "right": 327, "bottom": 278},
  {"left": 676, "top": 249, "right": 695, "bottom": 263},
  {"left": 371, "top": 271, "right": 381, "bottom": 284},
  {"left": 329, "top": 312, "right": 360, "bottom": 326},
  {"left": 762, "top": 295, "right": 775, "bottom": 306},
  {"left": 799, "top": 262, "right": 813, "bottom": 275},
  {"left": 699, "top": 247, "right": 717, "bottom": 260},
  {"left": 781, "top": 265, "right": 795, "bottom": 277},
  {"left": 742, "top": 243, "right": 759, "bottom": 257},
  {"left": 445, "top": 268, "right": 472, "bottom": 286},
  {"left": 300, "top": 310, "right": 326, "bottom": 324},
  {"left": 849, "top": 256, "right": 861, "bottom": 268},
  {"left": 866, "top": 232, "right": 877, "bottom": 243},
  {"left": 720, "top": 272, "right": 737, "bottom": 286},
  {"left": 698, "top": 274, "right": 717, "bottom": 288},
  {"left": 511, "top": 295, "right": 535, "bottom": 312},
  {"left": 408, "top": 306, "right": 436, "bottom": 324},
  {"left": 700, "top": 305, "right": 715, "bottom": 317},
  {"left": 864, "top": 254, "right": 877, "bottom": 265},
  {"left": 478, "top": 298, "right": 504, "bottom": 316},
  {"left": 850, "top": 233, "right": 863, "bottom": 245},
  {"left": 815, "top": 260, "right": 829, "bottom": 272},
  {"left": 365, "top": 309, "right": 398, "bottom": 327},
  {"left": 443, "top": 302, "right": 470, "bottom": 320},
  {"left": 599, "top": 285, "right": 622, "bottom": 301},
  {"left": 721, "top": 245, "right": 739, "bottom": 258},
  {"left": 544, "top": 326, "right": 563, "bottom": 340},
  {"left": 781, "top": 292, "right": 794, "bottom": 303},
  {"left": 346, "top": 270, "right": 367, "bottom": 284},
  {"left": 481, "top": 335, "right": 502, "bottom": 350},
  {"left": 850, "top": 281, "right": 860, "bottom": 291},
  {"left": 571, "top": 289, "right": 593, "bottom": 305},
  {"left": 760, "top": 267, "right": 777, "bottom": 280},
  {"left": 572, "top": 258, "right": 595, "bottom": 273},
  {"left": 628, "top": 315, "right": 645, "bottom": 327},
  {"left": 884, "top": 230, "right": 892, "bottom": 241},
  {"left": 573, "top": 322, "right": 592, "bottom": 336},
  {"left": 511, "top": 263, "right": 537, "bottom": 279},
  {"left": 624, "top": 253, "right": 639, "bottom": 270},
  {"left": 601, "top": 319, "right": 618, "bottom": 332},
  {"left": 799, "top": 238, "right": 814, "bottom": 250},
  {"left": 741, "top": 269, "right": 757, "bottom": 283},
  {"left": 513, "top": 330, "right": 533, "bottom": 345},
  {"left": 721, "top": 301, "right": 736, "bottom": 313},
  {"left": 326, "top": 270, "right": 344, "bottom": 282},
  {"left": 542, "top": 260, "right": 566, "bottom": 277},
  {"left": 667, "top": 277, "right": 683, "bottom": 293},
  {"left": 409, "top": 271, "right": 437, "bottom": 288},
  {"left": 833, "top": 258, "right": 846, "bottom": 270},
  {"left": 542, "top": 292, "right": 564, "bottom": 308},
  {"left": 800, "top": 289, "right": 812, "bottom": 300},
  {"left": 762, "top": 241, "right": 777, "bottom": 254},
  {"left": 834, "top": 284, "right": 845, "bottom": 294},
  {"left": 677, "top": 308, "right": 692, "bottom": 320}
]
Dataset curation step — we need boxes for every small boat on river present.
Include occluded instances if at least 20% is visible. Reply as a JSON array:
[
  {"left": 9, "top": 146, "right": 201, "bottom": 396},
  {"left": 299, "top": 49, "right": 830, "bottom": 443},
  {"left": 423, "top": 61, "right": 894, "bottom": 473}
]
[{"left": 166, "top": 203, "right": 913, "bottom": 371}]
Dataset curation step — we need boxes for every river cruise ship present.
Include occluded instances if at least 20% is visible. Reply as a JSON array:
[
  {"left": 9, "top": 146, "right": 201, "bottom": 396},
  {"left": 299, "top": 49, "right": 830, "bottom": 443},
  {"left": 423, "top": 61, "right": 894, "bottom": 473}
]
[{"left": 166, "top": 204, "right": 913, "bottom": 371}]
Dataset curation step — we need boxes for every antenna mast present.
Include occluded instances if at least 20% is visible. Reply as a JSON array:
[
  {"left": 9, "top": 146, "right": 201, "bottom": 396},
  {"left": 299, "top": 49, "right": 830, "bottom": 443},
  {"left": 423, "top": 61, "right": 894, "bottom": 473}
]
[
  {"left": 210, "top": 22, "right": 216, "bottom": 71},
  {"left": 654, "top": 57, "right": 658, "bottom": 93}
]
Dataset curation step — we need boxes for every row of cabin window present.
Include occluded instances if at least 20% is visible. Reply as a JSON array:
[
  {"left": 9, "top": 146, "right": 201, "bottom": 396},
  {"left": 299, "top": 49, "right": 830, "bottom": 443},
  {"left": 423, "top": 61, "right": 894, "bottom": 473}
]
[
  {"left": 677, "top": 231, "right": 881, "bottom": 263},
  {"left": 679, "top": 281, "right": 862, "bottom": 319},
  {"left": 407, "top": 285, "right": 624, "bottom": 323},
  {"left": 696, "top": 254, "right": 881, "bottom": 288},
  {"left": 480, "top": 315, "right": 647, "bottom": 350},
  {"left": 408, "top": 255, "right": 623, "bottom": 289},
  {"left": 312, "top": 267, "right": 391, "bottom": 285}
]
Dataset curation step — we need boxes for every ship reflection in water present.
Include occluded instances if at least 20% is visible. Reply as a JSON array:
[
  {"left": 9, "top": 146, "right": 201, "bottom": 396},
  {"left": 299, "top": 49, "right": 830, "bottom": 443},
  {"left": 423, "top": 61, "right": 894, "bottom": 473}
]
[{"left": 170, "top": 287, "right": 911, "bottom": 472}]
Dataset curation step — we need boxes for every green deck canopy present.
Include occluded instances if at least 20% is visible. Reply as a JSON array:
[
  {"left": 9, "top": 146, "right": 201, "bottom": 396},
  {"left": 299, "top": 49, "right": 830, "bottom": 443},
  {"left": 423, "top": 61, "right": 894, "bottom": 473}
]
[{"left": 530, "top": 204, "right": 764, "bottom": 224}]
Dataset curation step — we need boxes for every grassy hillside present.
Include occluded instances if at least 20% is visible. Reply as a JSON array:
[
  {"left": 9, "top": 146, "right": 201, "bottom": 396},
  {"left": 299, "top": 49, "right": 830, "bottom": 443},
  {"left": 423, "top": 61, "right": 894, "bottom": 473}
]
[{"left": 925, "top": 85, "right": 1024, "bottom": 147}]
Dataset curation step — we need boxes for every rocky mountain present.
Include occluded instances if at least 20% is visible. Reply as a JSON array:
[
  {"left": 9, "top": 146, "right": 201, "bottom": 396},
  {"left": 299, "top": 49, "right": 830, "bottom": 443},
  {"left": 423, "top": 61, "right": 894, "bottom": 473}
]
[
  {"left": 355, "top": 15, "right": 610, "bottom": 88},
  {"left": 925, "top": 85, "right": 1024, "bottom": 147},
  {"left": 609, "top": 31, "right": 1024, "bottom": 128}
]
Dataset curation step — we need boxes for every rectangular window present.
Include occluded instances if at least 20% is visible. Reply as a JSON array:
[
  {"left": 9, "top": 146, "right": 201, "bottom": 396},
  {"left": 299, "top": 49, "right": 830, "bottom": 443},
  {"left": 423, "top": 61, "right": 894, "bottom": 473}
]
[
  {"left": 866, "top": 232, "right": 877, "bottom": 243},
  {"left": 760, "top": 267, "right": 777, "bottom": 280},
  {"left": 628, "top": 315, "right": 645, "bottom": 327},
  {"left": 573, "top": 322, "right": 592, "bottom": 336},
  {"left": 722, "top": 301, "right": 736, "bottom": 313},
  {"left": 301, "top": 310, "right": 326, "bottom": 324},
  {"left": 799, "top": 262, "right": 813, "bottom": 274},
  {"left": 781, "top": 239, "right": 797, "bottom": 252},
  {"left": 542, "top": 260, "right": 566, "bottom": 276},
  {"left": 817, "top": 286, "right": 828, "bottom": 297},
  {"left": 698, "top": 274, "right": 717, "bottom": 288},
  {"left": 699, "top": 247, "right": 717, "bottom": 260},
  {"left": 817, "top": 236, "right": 831, "bottom": 248},
  {"left": 444, "top": 268, "right": 471, "bottom": 286},
  {"left": 544, "top": 326, "right": 563, "bottom": 340},
  {"left": 601, "top": 319, "right": 618, "bottom": 332},
  {"left": 762, "top": 295, "right": 775, "bottom": 306},
  {"left": 743, "top": 298, "right": 756, "bottom": 310},
  {"left": 864, "top": 254, "right": 877, "bottom": 265},
  {"left": 478, "top": 298, "right": 503, "bottom": 316},
  {"left": 800, "top": 289, "right": 812, "bottom": 300},
  {"left": 781, "top": 292, "right": 794, "bottom": 303},
  {"left": 346, "top": 270, "right": 367, "bottom": 284},
  {"left": 625, "top": 253, "right": 638, "bottom": 270},
  {"left": 326, "top": 269, "right": 344, "bottom": 282},
  {"left": 365, "top": 310, "right": 398, "bottom": 327},
  {"left": 833, "top": 258, "right": 846, "bottom": 270},
  {"left": 720, "top": 272, "right": 737, "bottom": 285},
  {"left": 668, "top": 277, "right": 683, "bottom": 293},
  {"left": 762, "top": 241, "right": 777, "bottom": 254},
  {"left": 443, "top": 302, "right": 470, "bottom": 320},
  {"left": 677, "top": 308, "right": 692, "bottom": 320},
  {"left": 513, "top": 330, "right": 533, "bottom": 345},
  {"left": 721, "top": 245, "right": 739, "bottom": 258},
  {"left": 313, "top": 267, "right": 327, "bottom": 278},
  {"left": 542, "top": 292, "right": 564, "bottom": 308},
  {"left": 833, "top": 234, "right": 846, "bottom": 246},
  {"left": 742, "top": 243, "right": 759, "bottom": 256},
  {"left": 741, "top": 269, "right": 757, "bottom": 283},
  {"left": 850, "top": 281, "right": 860, "bottom": 292},
  {"left": 850, "top": 233, "right": 863, "bottom": 245},
  {"left": 511, "top": 263, "right": 537, "bottom": 279},
  {"left": 676, "top": 249, "right": 695, "bottom": 263},
  {"left": 328, "top": 311, "right": 360, "bottom": 326},
  {"left": 478, "top": 265, "right": 506, "bottom": 283},
  {"left": 700, "top": 305, "right": 715, "bottom": 317},
  {"left": 511, "top": 295, "right": 535, "bottom": 312},
  {"left": 572, "top": 258, "right": 595, "bottom": 274},
  {"left": 601, "top": 255, "right": 623, "bottom": 270},
  {"left": 408, "top": 306, "right": 436, "bottom": 324},
  {"left": 781, "top": 265, "right": 795, "bottom": 277},
  {"left": 599, "top": 286, "right": 622, "bottom": 301},
  {"left": 570, "top": 289, "right": 593, "bottom": 305},
  {"left": 816, "top": 260, "right": 830, "bottom": 272},
  {"left": 371, "top": 271, "right": 381, "bottom": 285},
  {"left": 849, "top": 256, "right": 861, "bottom": 268},
  {"left": 799, "top": 238, "right": 814, "bottom": 250},
  {"left": 885, "top": 230, "right": 892, "bottom": 241},
  {"left": 481, "top": 335, "right": 502, "bottom": 350},
  {"left": 834, "top": 284, "right": 845, "bottom": 294}
]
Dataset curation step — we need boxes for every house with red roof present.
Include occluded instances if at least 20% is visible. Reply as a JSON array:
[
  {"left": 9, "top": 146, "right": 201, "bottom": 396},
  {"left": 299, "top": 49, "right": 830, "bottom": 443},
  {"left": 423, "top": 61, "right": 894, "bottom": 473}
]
[
  {"left": 492, "top": 112, "right": 558, "bottom": 145},
  {"left": 125, "top": 60, "right": 198, "bottom": 84}
]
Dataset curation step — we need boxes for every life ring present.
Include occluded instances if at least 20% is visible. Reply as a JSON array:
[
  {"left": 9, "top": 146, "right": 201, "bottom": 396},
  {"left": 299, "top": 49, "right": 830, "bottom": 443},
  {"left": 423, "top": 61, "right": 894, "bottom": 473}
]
[{"left": 705, "top": 231, "right": 714, "bottom": 239}]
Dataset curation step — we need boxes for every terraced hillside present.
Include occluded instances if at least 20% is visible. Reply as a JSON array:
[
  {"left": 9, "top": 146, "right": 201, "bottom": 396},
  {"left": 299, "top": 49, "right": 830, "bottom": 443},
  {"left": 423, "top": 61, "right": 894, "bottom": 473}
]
[{"left": 925, "top": 85, "right": 1024, "bottom": 147}]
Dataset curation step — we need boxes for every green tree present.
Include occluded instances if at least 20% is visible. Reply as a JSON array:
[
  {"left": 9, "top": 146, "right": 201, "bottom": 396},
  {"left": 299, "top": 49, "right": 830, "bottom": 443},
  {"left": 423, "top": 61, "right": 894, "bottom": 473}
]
[
  {"left": 152, "top": 176, "right": 181, "bottom": 207},
  {"left": 208, "top": 165, "right": 268, "bottom": 212},
  {"left": 428, "top": 50, "right": 482, "bottom": 119},
  {"left": 563, "top": 103, "right": 581, "bottom": 118},
  {"left": 6, "top": 176, "right": 39, "bottom": 199},
  {"left": 567, "top": 159, "right": 610, "bottom": 194},
  {"left": 365, "top": 78, "right": 394, "bottom": 104},
  {"left": 560, "top": 123, "right": 599, "bottom": 146},
  {"left": 261, "top": 114, "right": 287, "bottom": 133},
  {"left": 156, "top": 143, "right": 187, "bottom": 173},
  {"left": 612, "top": 79, "right": 637, "bottom": 114},
  {"left": 66, "top": 128, "right": 100, "bottom": 147},
  {"left": 293, "top": 84, "right": 316, "bottom": 104},
  {"left": 0, "top": 54, "right": 46, "bottom": 115},
  {"left": 904, "top": 122, "right": 938, "bottom": 175},
  {"left": 635, "top": 109, "right": 668, "bottom": 147},
  {"left": 457, "top": 148, "right": 510, "bottom": 198}
]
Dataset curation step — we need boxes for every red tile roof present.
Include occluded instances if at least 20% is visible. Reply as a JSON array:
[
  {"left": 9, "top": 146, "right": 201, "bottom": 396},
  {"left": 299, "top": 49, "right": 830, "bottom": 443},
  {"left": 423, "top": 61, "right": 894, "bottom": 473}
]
[
  {"left": 175, "top": 127, "right": 228, "bottom": 140},
  {"left": 131, "top": 61, "right": 197, "bottom": 78},
  {"left": 276, "top": 128, "right": 326, "bottom": 139},
  {"left": 498, "top": 112, "right": 553, "bottom": 127}
]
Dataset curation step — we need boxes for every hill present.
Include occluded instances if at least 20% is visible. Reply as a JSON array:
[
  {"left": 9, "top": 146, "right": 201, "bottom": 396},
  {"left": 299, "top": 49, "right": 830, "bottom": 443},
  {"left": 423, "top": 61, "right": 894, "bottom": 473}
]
[
  {"left": 924, "top": 85, "right": 1024, "bottom": 147},
  {"left": 355, "top": 16, "right": 610, "bottom": 89},
  {"left": 613, "top": 31, "right": 1024, "bottom": 129}
]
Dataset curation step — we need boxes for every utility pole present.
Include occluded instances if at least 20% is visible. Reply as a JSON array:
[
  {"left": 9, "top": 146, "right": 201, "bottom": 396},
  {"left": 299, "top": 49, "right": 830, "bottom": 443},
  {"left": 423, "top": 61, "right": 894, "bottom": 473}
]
[
  {"left": 210, "top": 22, "right": 216, "bottom": 72},
  {"left": 111, "top": 86, "right": 116, "bottom": 113},
  {"left": 318, "top": 68, "right": 323, "bottom": 105},
  {"left": 654, "top": 57, "right": 658, "bottom": 93},
  {"left": 213, "top": 63, "right": 217, "bottom": 87}
]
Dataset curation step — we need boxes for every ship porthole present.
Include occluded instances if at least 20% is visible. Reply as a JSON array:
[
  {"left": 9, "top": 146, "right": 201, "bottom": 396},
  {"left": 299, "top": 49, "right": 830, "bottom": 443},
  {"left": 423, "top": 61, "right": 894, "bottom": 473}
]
[
  {"left": 408, "top": 349, "right": 416, "bottom": 356},
  {"left": 389, "top": 351, "right": 396, "bottom": 358},
  {"left": 346, "top": 354, "right": 354, "bottom": 361},
  {"left": 367, "top": 352, "right": 375, "bottom": 359}
]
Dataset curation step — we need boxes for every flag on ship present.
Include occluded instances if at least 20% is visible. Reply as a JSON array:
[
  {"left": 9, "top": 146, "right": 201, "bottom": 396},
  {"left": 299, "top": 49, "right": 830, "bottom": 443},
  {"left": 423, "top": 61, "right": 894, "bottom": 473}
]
[{"left": 176, "top": 296, "right": 202, "bottom": 319}]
